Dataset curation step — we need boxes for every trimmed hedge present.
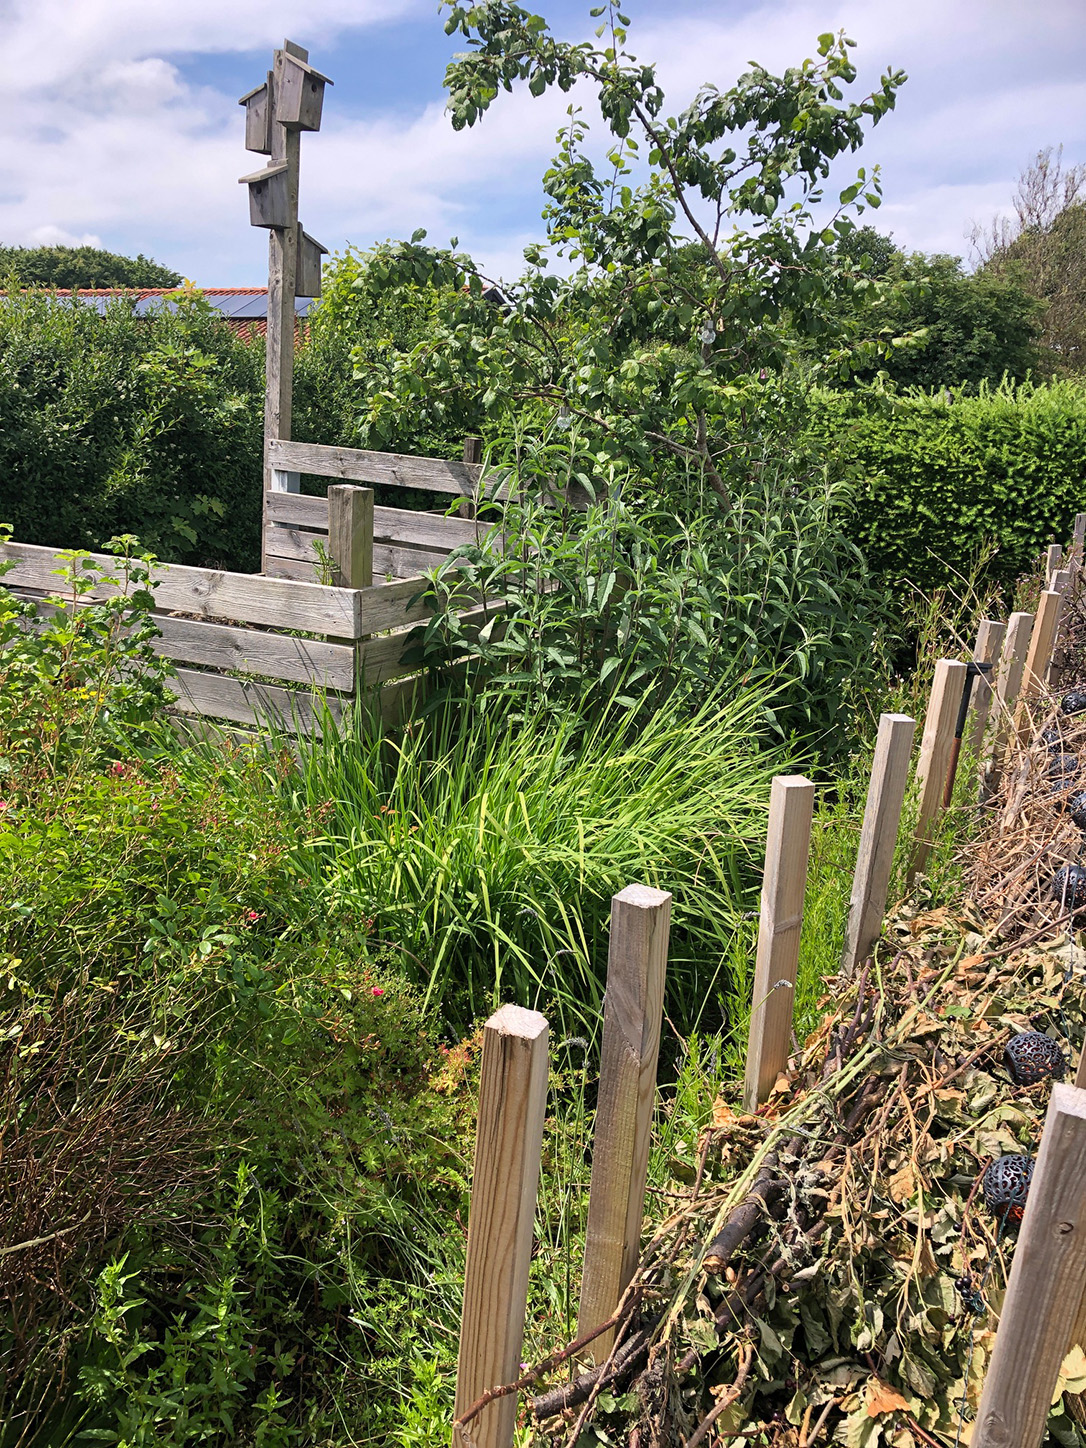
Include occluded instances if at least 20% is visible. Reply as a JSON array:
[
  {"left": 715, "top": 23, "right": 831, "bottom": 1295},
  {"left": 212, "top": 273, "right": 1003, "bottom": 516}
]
[
  {"left": 821, "top": 381, "right": 1086, "bottom": 594},
  {"left": 0, "top": 290, "right": 263, "bottom": 570}
]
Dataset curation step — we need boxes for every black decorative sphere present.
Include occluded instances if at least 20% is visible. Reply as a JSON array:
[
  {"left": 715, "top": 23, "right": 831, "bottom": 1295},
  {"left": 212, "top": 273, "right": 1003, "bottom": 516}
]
[
  {"left": 1063, "top": 690, "right": 1086, "bottom": 716},
  {"left": 1041, "top": 723, "right": 1067, "bottom": 751},
  {"left": 1050, "top": 774, "right": 1079, "bottom": 798},
  {"left": 1052, "top": 864, "right": 1086, "bottom": 911},
  {"left": 1048, "top": 753, "right": 1080, "bottom": 779},
  {"left": 1004, "top": 1032, "right": 1066, "bottom": 1086},
  {"left": 982, "top": 1155, "right": 1033, "bottom": 1225},
  {"left": 1070, "top": 792, "right": 1086, "bottom": 830}
]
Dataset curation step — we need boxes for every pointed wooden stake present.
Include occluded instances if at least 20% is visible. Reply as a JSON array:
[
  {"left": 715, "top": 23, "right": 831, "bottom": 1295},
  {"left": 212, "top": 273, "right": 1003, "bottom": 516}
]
[
  {"left": 578, "top": 884, "right": 671, "bottom": 1361},
  {"left": 910, "top": 659, "right": 967, "bottom": 879},
  {"left": 841, "top": 713, "right": 916, "bottom": 978},
  {"left": 454, "top": 1005, "right": 549, "bottom": 1448},
  {"left": 743, "top": 775, "right": 815, "bottom": 1111}
]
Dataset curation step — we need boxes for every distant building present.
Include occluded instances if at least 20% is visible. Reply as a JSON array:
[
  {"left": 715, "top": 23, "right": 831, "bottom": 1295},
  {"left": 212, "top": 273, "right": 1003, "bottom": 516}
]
[{"left": 3, "top": 287, "right": 316, "bottom": 342}]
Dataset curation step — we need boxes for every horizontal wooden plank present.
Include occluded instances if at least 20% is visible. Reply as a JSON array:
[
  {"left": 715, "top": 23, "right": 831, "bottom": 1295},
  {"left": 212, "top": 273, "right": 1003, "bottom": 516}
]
[
  {"left": 265, "top": 491, "right": 328, "bottom": 528},
  {"left": 356, "top": 602, "right": 503, "bottom": 684},
  {"left": 167, "top": 667, "right": 342, "bottom": 735},
  {"left": 154, "top": 616, "right": 355, "bottom": 692},
  {"left": 267, "top": 438, "right": 509, "bottom": 500},
  {"left": 264, "top": 498, "right": 488, "bottom": 562},
  {"left": 264, "top": 537, "right": 457, "bottom": 585},
  {"left": 0, "top": 542, "right": 362, "bottom": 638}
]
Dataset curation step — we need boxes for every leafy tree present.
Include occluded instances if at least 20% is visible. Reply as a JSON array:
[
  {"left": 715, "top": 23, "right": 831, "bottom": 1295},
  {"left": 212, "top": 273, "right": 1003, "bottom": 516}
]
[
  {"left": 828, "top": 227, "right": 1041, "bottom": 389},
  {"left": 354, "top": 2, "right": 906, "bottom": 509},
  {"left": 0, "top": 243, "right": 181, "bottom": 290},
  {"left": 976, "top": 147, "right": 1086, "bottom": 375}
]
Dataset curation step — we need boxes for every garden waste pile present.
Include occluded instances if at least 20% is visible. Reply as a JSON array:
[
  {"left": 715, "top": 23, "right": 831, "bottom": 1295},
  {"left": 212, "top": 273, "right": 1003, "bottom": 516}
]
[{"left": 514, "top": 593, "right": 1086, "bottom": 1448}]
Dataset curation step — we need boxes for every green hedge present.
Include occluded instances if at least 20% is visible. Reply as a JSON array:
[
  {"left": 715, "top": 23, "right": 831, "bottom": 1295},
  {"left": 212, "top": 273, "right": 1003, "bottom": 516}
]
[
  {"left": 820, "top": 381, "right": 1086, "bottom": 594},
  {"left": 0, "top": 290, "right": 263, "bottom": 570}
]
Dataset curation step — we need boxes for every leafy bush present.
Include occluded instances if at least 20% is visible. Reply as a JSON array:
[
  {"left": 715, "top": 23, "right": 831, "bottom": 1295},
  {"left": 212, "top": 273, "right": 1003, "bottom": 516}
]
[
  {"left": 0, "top": 575, "right": 471, "bottom": 1446},
  {"left": 419, "top": 424, "right": 885, "bottom": 749},
  {"left": 299, "top": 686, "right": 790, "bottom": 1036},
  {"left": 0, "top": 245, "right": 181, "bottom": 290},
  {"left": 0, "top": 289, "right": 262, "bottom": 570},
  {"left": 821, "top": 379, "right": 1086, "bottom": 595}
]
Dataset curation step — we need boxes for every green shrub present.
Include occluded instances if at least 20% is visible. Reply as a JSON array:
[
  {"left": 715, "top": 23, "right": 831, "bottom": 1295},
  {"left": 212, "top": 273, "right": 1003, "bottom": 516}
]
[
  {"left": 821, "top": 380, "right": 1086, "bottom": 595},
  {"left": 0, "top": 289, "right": 262, "bottom": 570},
  {"left": 298, "top": 686, "right": 791, "bottom": 1036}
]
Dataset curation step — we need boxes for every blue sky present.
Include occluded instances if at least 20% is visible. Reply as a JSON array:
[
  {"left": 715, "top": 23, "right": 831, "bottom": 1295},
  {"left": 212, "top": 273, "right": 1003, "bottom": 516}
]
[{"left": 1, "top": 0, "right": 1084, "bottom": 287}]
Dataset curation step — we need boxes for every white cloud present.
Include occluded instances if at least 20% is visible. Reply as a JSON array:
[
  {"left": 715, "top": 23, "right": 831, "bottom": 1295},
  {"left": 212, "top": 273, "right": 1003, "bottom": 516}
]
[{"left": 0, "top": 0, "right": 1082, "bottom": 282}]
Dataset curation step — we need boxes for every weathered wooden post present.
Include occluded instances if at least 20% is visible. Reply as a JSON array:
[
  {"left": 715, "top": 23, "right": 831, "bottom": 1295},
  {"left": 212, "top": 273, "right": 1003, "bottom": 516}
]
[
  {"left": 840, "top": 713, "right": 916, "bottom": 978},
  {"left": 909, "top": 659, "right": 967, "bottom": 878},
  {"left": 985, "top": 610, "right": 1034, "bottom": 789},
  {"left": 453, "top": 1005, "right": 549, "bottom": 1448},
  {"left": 743, "top": 776, "right": 815, "bottom": 1111},
  {"left": 973, "top": 1083, "right": 1086, "bottom": 1448},
  {"left": 1073, "top": 512, "right": 1086, "bottom": 564},
  {"left": 327, "top": 485, "right": 374, "bottom": 589},
  {"left": 1015, "top": 588, "right": 1062, "bottom": 745},
  {"left": 1047, "top": 542, "right": 1064, "bottom": 582},
  {"left": 577, "top": 885, "right": 671, "bottom": 1360},
  {"left": 967, "top": 619, "right": 1007, "bottom": 758},
  {"left": 239, "top": 40, "right": 332, "bottom": 574}
]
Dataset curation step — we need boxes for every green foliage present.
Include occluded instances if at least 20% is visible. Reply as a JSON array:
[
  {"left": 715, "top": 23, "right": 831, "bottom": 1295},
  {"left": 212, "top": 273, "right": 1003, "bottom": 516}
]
[
  {"left": 0, "top": 288, "right": 262, "bottom": 569},
  {"left": 419, "top": 421, "right": 884, "bottom": 747},
  {"left": 0, "top": 582, "right": 471, "bottom": 1446},
  {"left": 294, "top": 248, "right": 480, "bottom": 466},
  {"left": 820, "top": 379, "right": 1086, "bottom": 595},
  {"left": 828, "top": 228, "right": 1043, "bottom": 389},
  {"left": 0, "top": 245, "right": 181, "bottom": 290},
  {"left": 356, "top": 5, "right": 905, "bottom": 505},
  {"left": 298, "top": 687, "right": 789, "bottom": 1036}
]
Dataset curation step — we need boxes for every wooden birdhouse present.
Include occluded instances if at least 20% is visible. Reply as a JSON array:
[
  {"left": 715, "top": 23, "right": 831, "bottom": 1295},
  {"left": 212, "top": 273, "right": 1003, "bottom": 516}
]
[
  {"left": 275, "top": 53, "right": 332, "bottom": 132},
  {"left": 296, "top": 231, "right": 329, "bottom": 298},
  {"left": 238, "top": 73, "right": 273, "bottom": 154},
  {"left": 239, "top": 162, "right": 290, "bottom": 228}
]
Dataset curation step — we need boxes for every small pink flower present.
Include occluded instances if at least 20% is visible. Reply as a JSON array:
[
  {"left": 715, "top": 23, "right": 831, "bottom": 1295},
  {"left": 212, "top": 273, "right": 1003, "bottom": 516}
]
[
  {"left": 242, "top": 910, "right": 263, "bottom": 926},
  {"left": 111, "top": 761, "right": 127, "bottom": 777},
  {"left": 371, "top": 987, "right": 385, "bottom": 998}
]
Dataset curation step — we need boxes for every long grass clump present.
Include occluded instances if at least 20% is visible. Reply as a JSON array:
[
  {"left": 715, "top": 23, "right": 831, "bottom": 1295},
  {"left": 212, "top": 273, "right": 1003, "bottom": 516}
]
[{"left": 295, "top": 688, "right": 794, "bottom": 1035}]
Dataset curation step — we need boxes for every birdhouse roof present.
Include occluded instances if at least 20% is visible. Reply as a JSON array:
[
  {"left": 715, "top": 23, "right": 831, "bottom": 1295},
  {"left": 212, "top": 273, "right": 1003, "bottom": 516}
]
[{"left": 238, "top": 161, "right": 288, "bottom": 186}]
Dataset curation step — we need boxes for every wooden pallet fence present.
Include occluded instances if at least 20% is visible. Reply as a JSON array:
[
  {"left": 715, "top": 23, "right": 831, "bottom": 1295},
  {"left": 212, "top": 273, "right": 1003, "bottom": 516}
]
[
  {"left": 973, "top": 1083, "right": 1086, "bottom": 1448},
  {"left": 967, "top": 618, "right": 1007, "bottom": 759},
  {"left": 743, "top": 775, "right": 815, "bottom": 1112},
  {"left": 984, "top": 610, "right": 1035, "bottom": 789},
  {"left": 840, "top": 713, "right": 916, "bottom": 978},
  {"left": 0, "top": 539, "right": 442, "bottom": 734},
  {"left": 453, "top": 1005, "right": 549, "bottom": 1448},
  {"left": 909, "top": 659, "right": 968, "bottom": 879},
  {"left": 578, "top": 885, "right": 672, "bottom": 1361}
]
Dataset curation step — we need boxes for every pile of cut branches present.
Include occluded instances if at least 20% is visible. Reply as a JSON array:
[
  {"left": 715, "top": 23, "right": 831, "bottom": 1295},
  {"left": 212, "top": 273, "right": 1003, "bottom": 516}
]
[{"left": 468, "top": 593, "right": 1086, "bottom": 1447}]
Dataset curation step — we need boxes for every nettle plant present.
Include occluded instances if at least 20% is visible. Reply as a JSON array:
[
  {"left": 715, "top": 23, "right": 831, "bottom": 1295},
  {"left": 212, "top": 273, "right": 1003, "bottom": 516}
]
[{"left": 359, "top": 2, "right": 907, "bottom": 505}]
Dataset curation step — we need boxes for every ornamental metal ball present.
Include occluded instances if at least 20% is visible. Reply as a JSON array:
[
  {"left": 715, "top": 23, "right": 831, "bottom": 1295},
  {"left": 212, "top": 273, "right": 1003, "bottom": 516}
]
[
  {"left": 982, "top": 1154, "right": 1033, "bottom": 1225},
  {"left": 1070, "top": 792, "right": 1086, "bottom": 830},
  {"left": 1004, "top": 1031, "right": 1066, "bottom": 1086},
  {"left": 1048, "top": 753, "right": 1080, "bottom": 779},
  {"left": 1051, "top": 864, "right": 1086, "bottom": 912},
  {"left": 1062, "top": 689, "right": 1086, "bottom": 716},
  {"left": 1041, "top": 723, "right": 1067, "bottom": 751}
]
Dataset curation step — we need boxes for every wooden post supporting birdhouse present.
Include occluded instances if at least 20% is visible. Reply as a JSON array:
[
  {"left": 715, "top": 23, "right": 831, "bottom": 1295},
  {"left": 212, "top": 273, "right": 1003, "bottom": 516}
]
[{"left": 239, "top": 40, "right": 332, "bottom": 574}]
